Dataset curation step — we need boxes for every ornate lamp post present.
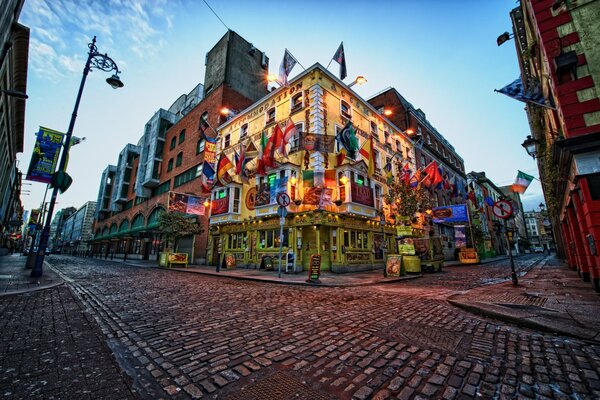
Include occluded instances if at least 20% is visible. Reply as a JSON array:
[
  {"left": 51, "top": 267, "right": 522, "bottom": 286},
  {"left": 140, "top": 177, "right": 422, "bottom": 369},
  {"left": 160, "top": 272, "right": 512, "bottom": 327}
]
[{"left": 31, "top": 37, "right": 123, "bottom": 277}]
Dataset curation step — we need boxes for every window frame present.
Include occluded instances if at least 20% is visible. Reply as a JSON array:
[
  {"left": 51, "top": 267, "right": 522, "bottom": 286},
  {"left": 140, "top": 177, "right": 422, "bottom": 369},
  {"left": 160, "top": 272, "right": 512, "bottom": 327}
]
[
  {"left": 265, "top": 107, "right": 276, "bottom": 126},
  {"left": 175, "top": 152, "right": 183, "bottom": 167},
  {"left": 341, "top": 100, "right": 352, "bottom": 119},
  {"left": 169, "top": 137, "right": 176, "bottom": 150},
  {"left": 178, "top": 129, "right": 186, "bottom": 144}
]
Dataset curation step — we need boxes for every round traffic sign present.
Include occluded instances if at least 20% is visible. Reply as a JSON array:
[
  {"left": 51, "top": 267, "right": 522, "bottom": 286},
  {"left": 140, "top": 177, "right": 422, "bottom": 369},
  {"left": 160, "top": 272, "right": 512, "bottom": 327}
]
[
  {"left": 276, "top": 193, "right": 291, "bottom": 207},
  {"left": 492, "top": 200, "right": 513, "bottom": 219}
]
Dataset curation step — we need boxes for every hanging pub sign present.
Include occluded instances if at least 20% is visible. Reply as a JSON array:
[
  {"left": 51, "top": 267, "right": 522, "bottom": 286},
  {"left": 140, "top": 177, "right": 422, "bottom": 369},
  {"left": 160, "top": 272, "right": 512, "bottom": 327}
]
[
  {"left": 26, "top": 127, "right": 65, "bottom": 184},
  {"left": 432, "top": 204, "right": 469, "bottom": 224},
  {"left": 350, "top": 182, "right": 374, "bottom": 207},
  {"left": 167, "top": 191, "right": 206, "bottom": 216},
  {"left": 299, "top": 133, "right": 335, "bottom": 153}
]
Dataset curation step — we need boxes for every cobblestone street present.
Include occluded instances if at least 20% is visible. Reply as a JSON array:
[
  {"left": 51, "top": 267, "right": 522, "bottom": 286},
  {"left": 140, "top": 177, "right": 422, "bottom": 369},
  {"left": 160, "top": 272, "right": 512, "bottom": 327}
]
[{"left": 2, "top": 255, "right": 600, "bottom": 399}]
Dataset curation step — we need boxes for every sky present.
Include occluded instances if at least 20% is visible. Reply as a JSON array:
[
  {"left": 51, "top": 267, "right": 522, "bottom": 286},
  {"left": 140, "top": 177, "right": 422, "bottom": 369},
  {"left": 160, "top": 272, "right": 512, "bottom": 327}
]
[{"left": 17, "top": 0, "right": 545, "bottom": 215}]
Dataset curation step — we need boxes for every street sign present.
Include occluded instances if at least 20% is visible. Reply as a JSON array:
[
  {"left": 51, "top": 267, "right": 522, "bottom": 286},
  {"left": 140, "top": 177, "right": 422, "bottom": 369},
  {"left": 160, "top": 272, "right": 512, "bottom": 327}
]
[
  {"left": 276, "top": 193, "right": 291, "bottom": 207},
  {"left": 492, "top": 200, "right": 513, "bottom": 219},
  {"left": 277, "top": 206, "right": 288, "bottom": 218}
]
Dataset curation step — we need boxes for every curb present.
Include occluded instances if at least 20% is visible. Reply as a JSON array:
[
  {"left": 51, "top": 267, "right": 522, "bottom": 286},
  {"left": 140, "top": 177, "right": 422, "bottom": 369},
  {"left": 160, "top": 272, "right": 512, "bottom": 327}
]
[{"left": 0, "top": 260, "right": 65, "bottom": 297}]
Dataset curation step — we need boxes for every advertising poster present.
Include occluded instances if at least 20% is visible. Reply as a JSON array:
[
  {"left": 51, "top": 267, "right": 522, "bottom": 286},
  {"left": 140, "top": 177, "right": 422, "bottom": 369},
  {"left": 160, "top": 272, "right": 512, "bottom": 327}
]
[
  {"left": 26, "top": 127, "right": 64, "bottom": 184},
  {"left": 255, "top": 183, "right": 270, "bottom": 207},
  {"left": 454, "top": 225, "right": 467, "bottom": 248},
  {"left": 350, "top": 182, "right": 374, "bottom": 207},
  {"left": 386, "top": 255, "right": 402, "bottom": 277},
  {"left": 299, "top": 133, "right": 335, "bottom": 153},
  {"left": 168, "top": 192, "right": 206, "bottom": 216}
]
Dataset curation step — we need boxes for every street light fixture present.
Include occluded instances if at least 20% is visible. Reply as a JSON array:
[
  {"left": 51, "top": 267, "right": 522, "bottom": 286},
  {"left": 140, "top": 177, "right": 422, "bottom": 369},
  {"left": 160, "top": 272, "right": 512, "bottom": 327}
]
[
  {"left": 31, "top": 36, "right": 123, "bottom": 278},
  {"left": 348, "top": 76, "right": 367, "bottom": 88},
  {"left": 521, "top": 135, "right": 539, "bottom": 159}
]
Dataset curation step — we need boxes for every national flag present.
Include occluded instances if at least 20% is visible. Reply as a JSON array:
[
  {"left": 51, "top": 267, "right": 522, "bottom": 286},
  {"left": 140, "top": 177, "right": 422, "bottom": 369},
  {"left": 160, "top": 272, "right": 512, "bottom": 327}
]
[
  {"left": 332, "top": 42, "right": 347, "bottom": 80},
  {"left": 400, "top": 164, "right": 411, "bottom": 186},
  {"left": 234, "top": 145, "right": 244, "bottom": 175},
  {"left": 216, "top": 153, "right": 234, "bottom": 186},
  {"left": 278, "top": 49, "right": 297, "bottom": 86},
  {"left": 324, "top": 169, "right": 336, "bottom": 187},
  {"left": 302, "top": 170, "right": 315, "bottom": 187},
  {"left": 336, "top": 122, "right": 359, "bottom": 159},
  {"left": 336, "top": 148, "right": 347, "bottom": 167},
  {"left": 234, "top": 149, "right": 240, "bottom": 174},
  {"left": 282, "top": 118, "right": 297, "bottom": 155},
  {"left": 510, "top": 170, "right": 535, "bottom": 193},
  {"left": 421, "top": 161, "right": 443, "bottom": 188},
  {"left": 266, "top": 123, "right": 284, "bottom": 162},
  {"left": 200, "top": 162, "right": 215, "bottom": 191},
  {"left": 359, "top": 137, "right": 375, "bottom": 177},
  {"left": 495, "top": 76, "right": 555, "bottom": 109},
  {"left": 199, "top": 116, "right": 210, "bottom": 137},
  {"left": 384, "top": 161, "right": 393, "bottom": 184},
  {"left": 409, "top": 169, "right": 422, "bottom": 188},
  {"left": 258, "top": 130, "right": 273, "bottom": 171}
]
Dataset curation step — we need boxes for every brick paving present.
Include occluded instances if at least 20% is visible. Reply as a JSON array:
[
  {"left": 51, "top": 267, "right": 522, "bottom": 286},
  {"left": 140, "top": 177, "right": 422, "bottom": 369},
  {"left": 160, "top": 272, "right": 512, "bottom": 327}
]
[{"left": 2, "top": 254, "right": 600, "bottom": 399}]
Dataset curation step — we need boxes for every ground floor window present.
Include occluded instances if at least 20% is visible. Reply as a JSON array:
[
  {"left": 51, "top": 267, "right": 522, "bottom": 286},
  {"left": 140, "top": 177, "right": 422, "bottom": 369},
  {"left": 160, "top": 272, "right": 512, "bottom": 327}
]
[
  {"left": 228, "top": 232, "right": 245, "bottom": 249},
  {"left": 343, "top": 229, "right": 369, "bottom": 250},
  {"left": 259, "top": 229, "right": 289, "bottom": 248}
]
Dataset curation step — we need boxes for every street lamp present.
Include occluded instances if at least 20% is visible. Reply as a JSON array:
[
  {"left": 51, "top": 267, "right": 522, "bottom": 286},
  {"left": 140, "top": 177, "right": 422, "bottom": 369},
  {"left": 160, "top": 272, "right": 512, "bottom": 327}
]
[
  {"left": 348, "top": 75, "right": 367, "bottom": 88},
  {"left": 379, "top": 211, "right": 387, "bottom": 274},
  {"left": 31, "top": 36, "right": 123, "bottom": 278},
  {"left": 521, "top": 135, "right": 539, "bottom": 159}
]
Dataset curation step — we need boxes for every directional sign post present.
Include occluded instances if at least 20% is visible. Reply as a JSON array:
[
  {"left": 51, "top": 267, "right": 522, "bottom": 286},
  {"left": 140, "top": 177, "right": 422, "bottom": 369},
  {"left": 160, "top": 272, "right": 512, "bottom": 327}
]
[{"left": 277, "top": 204, "right": 289, "bottom": 278}]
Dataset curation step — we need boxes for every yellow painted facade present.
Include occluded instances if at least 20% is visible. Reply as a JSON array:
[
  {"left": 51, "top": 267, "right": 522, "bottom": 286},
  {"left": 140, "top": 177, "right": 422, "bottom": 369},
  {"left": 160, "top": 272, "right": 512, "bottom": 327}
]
[{"left": 207, "top": 64, "right": 417, "bottom": 273}]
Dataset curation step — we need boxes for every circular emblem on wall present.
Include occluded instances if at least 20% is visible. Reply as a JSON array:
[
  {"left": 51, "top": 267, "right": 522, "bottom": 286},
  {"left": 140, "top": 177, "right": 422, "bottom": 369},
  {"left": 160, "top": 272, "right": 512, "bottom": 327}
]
[{"left": 246, "top": 187, "right": 257, "bottom": 210}]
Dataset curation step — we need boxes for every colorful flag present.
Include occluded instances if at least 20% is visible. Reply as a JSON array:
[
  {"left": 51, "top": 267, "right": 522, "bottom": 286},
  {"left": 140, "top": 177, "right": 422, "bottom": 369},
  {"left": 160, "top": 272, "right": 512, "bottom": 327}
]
[
  {"left": 336, "top": 148, "right": 347, "bottom": 167},
  {"left": 510, "top": 170, "right": 535, "bottom": 193},
  {"left": 266, "top": 124, "right": 284, "bottom": 162},
  {"left": 324, "top": 169, "right": 336, "bottom": 187},
  {"left": 282, "top": 118, "right": 297, "bottom": 155},
  {"left": 302, "top": 170, "right": 315, "bottom": 187},
  {"left": 359, "top": 137, "right": 375, "bottom": 177},
  {"left": 495, "top": 76, "right": 555, "bottom": 109},
  {"left": 199, "top": 116, "right": 210, "bottom": 137},
  {"left": 336, "top": 121, "right": 359, "bottom": 159},
  {"left": 234, "top": 149, "right": 240, "bottom": 174},
  {"left": 384, "top": 161, "right": 393, "bottom": 184},
  {"left": 278, "top": 49, "right": 297, "bottom": 86},
  {"left": 400, "top": 164, "right": 411, "bottom": 186},
  {"left": 257, "top": 130, "right": 269, "bottom": 174},
  {"left": 216, "top": 153, "right": 234, "bottom": 186},
  {"left": 200, "top": 162, "right": 215, "bottom": 191},
  {"left": 421, "top": 161, "right": 443, "bottom": 188},
  {"left": 332, "top": 42, "right": 347, "bottom": 80},
  {"left": 409, "top": 169, "right": 422, "bottom": 188}
]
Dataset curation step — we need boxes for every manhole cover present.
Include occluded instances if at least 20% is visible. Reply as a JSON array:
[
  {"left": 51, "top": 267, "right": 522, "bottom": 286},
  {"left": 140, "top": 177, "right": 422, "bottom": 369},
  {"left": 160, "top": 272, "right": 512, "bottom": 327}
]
[
  {"left": 227, "top": 371, "right": 329, "bottom": 400},
  {"left": 374, "top": 321, "right": 466, "bottom": 353}
]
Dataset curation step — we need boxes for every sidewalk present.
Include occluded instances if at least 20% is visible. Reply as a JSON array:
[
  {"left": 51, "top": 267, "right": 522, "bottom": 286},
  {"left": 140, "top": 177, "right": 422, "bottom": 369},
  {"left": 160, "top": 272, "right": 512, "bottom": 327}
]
[
  {"left": 448, "top": 255, "right": 600, "bottom": 342},
  {"left": 0, "top": 253, "right": 63, "bottom": 296}
]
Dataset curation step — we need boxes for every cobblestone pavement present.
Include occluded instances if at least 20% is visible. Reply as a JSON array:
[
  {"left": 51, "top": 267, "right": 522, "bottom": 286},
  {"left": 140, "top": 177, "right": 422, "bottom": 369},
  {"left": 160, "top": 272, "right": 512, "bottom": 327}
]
[{"left": 5, "top": 255, "right": 600, "bottom": 399}]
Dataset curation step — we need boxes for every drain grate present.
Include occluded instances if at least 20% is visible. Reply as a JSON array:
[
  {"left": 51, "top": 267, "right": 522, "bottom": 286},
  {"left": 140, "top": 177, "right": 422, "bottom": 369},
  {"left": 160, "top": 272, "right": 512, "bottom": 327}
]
[
  {"left": 489, "top": 293, "right": 548, "bottom": 307},
  {"left": 374, "top": 321, "right": 466, "bottom": 353},
  {"left": 227, "top": 371, "right": 330, "bottom": 400}
]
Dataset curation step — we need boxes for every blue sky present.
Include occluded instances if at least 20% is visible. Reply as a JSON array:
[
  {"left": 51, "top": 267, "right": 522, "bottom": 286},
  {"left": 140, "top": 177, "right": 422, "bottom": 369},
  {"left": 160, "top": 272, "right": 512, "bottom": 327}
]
[{"left": 18, "top": 0, "right": 544, "bottom": 214}]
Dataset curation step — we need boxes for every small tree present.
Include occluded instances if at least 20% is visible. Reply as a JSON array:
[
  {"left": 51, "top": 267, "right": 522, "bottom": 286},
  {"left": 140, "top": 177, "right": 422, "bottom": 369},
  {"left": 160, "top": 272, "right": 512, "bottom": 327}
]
[
  {"left": 158, "top": 211, "right": 204, "bottom": 252},
  {"left": 384, "top": 180, "right": 434, "bottom": 224}
]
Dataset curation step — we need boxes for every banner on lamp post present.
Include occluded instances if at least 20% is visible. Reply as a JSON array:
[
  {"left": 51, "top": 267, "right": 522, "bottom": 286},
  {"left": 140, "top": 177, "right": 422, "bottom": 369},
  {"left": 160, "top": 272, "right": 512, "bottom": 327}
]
[{"left": 26, "top": 127, "right": 65, "bottom": 184}]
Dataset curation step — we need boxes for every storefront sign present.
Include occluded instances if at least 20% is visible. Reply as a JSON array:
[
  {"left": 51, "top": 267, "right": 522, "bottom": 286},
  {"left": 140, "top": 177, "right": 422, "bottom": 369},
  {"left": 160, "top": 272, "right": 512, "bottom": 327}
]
[
  {"left": 255, "top": 183, "right": 271, "bottom": 207},
  {"left": 307, "top": 254, "right": 321, "bottom": 282},
  {"left": 350, "top": 182, "right": 374, "bottom": 207},
  {"left": 386, "top": 255, "right": 402, "bottom": 277},
  {"left": 211, "top": 196, "right": 229, "bottom": 215},
  {"left": 432, "top": 204, "right": 469, "bottom": 224},
  {"left": 396, "top": 226, "right": 413, "bottom": 237},
  {"left": 398, "top": 244, "right": 415, "bottom": 255},
  {"left": 26, "top": 126, "right": 64, "bottom": 184},
  {"left": 299, "top": 133, "right": 335, "bottom": 153}
]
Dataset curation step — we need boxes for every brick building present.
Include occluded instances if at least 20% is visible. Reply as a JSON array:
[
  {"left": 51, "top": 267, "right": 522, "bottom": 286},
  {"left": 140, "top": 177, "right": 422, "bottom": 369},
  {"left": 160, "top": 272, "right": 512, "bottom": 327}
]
[
  {"left": 90, "top": 30, "right": 269, "bottom": 263},
  {"left": 503, "top": 0, "right": 600, "bottom": 291}
]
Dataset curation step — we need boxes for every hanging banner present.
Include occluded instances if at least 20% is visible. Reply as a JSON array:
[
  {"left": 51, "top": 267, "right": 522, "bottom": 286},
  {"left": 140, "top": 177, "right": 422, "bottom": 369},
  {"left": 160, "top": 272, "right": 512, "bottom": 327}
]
[
  {"left": 454, "top": 225, "right": 467, "bottom": 248},
  {"left": 269, "top": 176, "right": 288, "bottom": 204},
  {"left": 350, "top": 182, "right": 374, "bottom": 207},
  {"left": 303, "top": 187, "right": 322, "bottom": 205},
  {"left": 211, "top": 196, "right": 229, "bottom": 215},
  {"left": 255, "top": 182, "right": 271, "bottom": 207},
  {"left": 432, "top": 204, "right": 469, "bottom": 224},
  {"left": 26, "top": 127, "right": 65, "bottom": 184},
  {"left": 168, "top": 191, "right": 206, "bottom": 216},
  {"left": 299, "top": 133, "right": 335, "bottom": 153}
]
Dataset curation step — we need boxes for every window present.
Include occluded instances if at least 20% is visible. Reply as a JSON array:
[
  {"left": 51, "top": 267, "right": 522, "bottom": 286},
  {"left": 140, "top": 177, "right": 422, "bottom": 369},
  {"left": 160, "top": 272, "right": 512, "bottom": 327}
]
[
  {"left": 259, "top": 228, "right": 289, "bottom": 248},
  {"left": 396, "top": 140, "right": 401, "bottom": 152},
  {"left": 174, "top": 164, "right": 202, "bottom": 187},
  {"left": 196, "top": 139, "right": 205, "bottom": 154},
  {"left": 240, "top": 124, "right": 248, "bottom": 139},
  {"left": 384, "top": 131, "right": 391, "bottom": 146},
  {"left": 176, "top": 152, "right": 183, "bottom": 167},
  {"left": 338, "top": 172, "right": 346, "bottom": 202},
  {"left": 289, "top": 122, "right": 302, "bottom": 153},
  {"left": 167, "top": 158, "right": 173, "bottom": 172},
  {"left": 341, "top": 100, "right": 351, "bottom": 119},
  {"left": 233, "top": 187, "right": 241, "bottom": 213},
  {"left": 169, "top": 137, "right": 176, "bottom": 150},
  {"left": 374, "top": 150, "right": 381, "bottom": 171},
  {"left": 421, "top": 155, "right": 426, "bottom": 168},
  {"left": 343, "top": 229, "right": 369, "bottom": 249},
  {"left": 178, "top": 129, "right": 185, "bottom": 144},
  {"left": 228, "top": 232, "right": 245, "bottom": 249},
  {"left": 370, "top": 121, "right": 378, "bottom": 136},
  {"left": 224, "top": 134, "right": 231, "bottom": 149},
  {"left": 265, "top": 107, "right": 276, "bottom": 125},
  {"left": 291, "top": 92, "right": 303, "bottom": 112},
  {"left": 199, "top": 112, "right": 209, "bottom": 133},
  {"left": 418, "top": 126, "right": 423, "bottom": 136},
  {"left": 375, "top": 185, "right": 382, "bottom": 209},
  {"left": 154, "top": 180, "right": 171, "bottom": 195}
]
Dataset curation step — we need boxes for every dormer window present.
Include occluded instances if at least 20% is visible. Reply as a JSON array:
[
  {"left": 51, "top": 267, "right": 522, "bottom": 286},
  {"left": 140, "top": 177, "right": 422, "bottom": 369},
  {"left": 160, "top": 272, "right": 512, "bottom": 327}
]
[
  {"left": 341, "top": 100, "right": 352, "bottom": 119},
  {"left": 265, "top": 107, "right": 276, "bottom": 125}
]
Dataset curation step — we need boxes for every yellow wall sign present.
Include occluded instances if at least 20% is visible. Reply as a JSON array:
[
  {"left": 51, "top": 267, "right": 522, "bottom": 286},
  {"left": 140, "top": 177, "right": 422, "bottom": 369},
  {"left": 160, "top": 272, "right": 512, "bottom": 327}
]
[{"left": 396, "top": 226, "right": 413, "bottom": 236}]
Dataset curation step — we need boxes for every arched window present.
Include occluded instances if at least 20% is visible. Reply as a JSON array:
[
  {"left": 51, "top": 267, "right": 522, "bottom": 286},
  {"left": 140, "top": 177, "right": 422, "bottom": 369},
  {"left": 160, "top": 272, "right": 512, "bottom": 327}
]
[
  {"left": 167, "top": 158, "right": 174, "bottom": 172},
  {"left": 176, "top": 152, "right": 183, "bottom": 167},
  {"left": 178, "top": 129, "right": 186, "bottom": 144},
  {"left": 147, "top": 207, "right": 165, "bottom": 227},
  {"left": 196, "top": 139, "right": 205, "bottom": 154},
  {"left": 341, "top": 100, "right": 352, "bottom": 119},
  {"left": 170, "top": 136, "right": 177, "bottom": 150},
  {"left": 291, "top": 92, "right": 303, "bottom": 112},
  {"left": 109, "top": 223, "right": 118, "bottom": 235},
  {"left": 265, "top": 107, "right": 275, "bottom": 125},
  {"left": 119, "top": 219, "right": 130, "bottom": 233},
  {"left": 131, "top": 213, "right": 145, "bottom": 230}
]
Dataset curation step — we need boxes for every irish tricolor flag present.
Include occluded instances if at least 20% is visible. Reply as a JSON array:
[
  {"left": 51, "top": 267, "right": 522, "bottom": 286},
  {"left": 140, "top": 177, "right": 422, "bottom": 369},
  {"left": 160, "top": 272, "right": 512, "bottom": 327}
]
[{"left": 511, "top": 170, "right": 535, "bottom": 193}]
